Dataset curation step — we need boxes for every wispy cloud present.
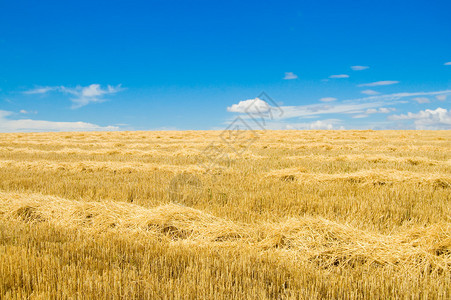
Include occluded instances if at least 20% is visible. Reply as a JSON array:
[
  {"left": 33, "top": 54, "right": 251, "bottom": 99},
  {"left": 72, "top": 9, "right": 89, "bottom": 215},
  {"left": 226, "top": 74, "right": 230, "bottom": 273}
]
[
  {"left": 358, "top": 81, "right": 399, "bottom": 87},
  {"left": 19, "top": 109, "right": 37, "bottom": 114},
  {"left": 23, "top": 84, "right": 124, "bottom": 108},
  {"left": 360, "top": 89, "right": 379, "bottom": 95},
  {"left": 365, "top": 107, "right": 395, "bottom": 114},
  {"left": 412, "top": 97, "right": 430, "bottom": 104},
  {"left": 240, "top": 119, "right": 343, "bottom": 130},
  {"left": 389, "top": 108, "right": 451, "bottom": 130},
  {"left": 228, "top": 98, "right": 386, "bottom": 120},
  {"left": 0, "top": 110, "right": 119, "bottom": 132},
  {"left": 64, "top": 84, "right": 124, "bottom": 108},
  {"left": 281, "top": 119, "right": 341, "bottom": 130},
  {"left": 444, "top": 62, "right": 451, "bottom": 66},
  {"left": 329, "top": 74, "right": 349, "bottom": 78},
  {"left": 227, "top": 90, "right": 451, "bottom": 122},
  {"left": 283, "top": 72, "right": 298, "bottom": 80},
  {"left": 363, "top": 90, "right": 451, "bottom": 100},
  {"left": 319, "top": 97, "right": 337, "bottom": 102},
  {"left": 351, "top": 66, "right": 369, "bottom": 71},
  {"left": 23, "top": 87, "right": 56, "bottom": 94},
  {"left": 436, "top": 95, "right": 447, "bottom": 101}
]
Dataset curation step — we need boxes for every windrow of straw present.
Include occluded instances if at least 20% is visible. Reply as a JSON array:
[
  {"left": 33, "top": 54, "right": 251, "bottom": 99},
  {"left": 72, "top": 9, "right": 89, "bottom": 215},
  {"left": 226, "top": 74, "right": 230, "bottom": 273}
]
[
  {"left": 0, "top": 159, "right": 203, "bottom": 174},
  {"left": 286, "top": 154, "right": 451, "bottom": 166},
  {"left": 1, "top": 191, "right": 449, "bottom": 272},
  {"left": 266, "top": 168, "right": 451, "bottom": 187}
]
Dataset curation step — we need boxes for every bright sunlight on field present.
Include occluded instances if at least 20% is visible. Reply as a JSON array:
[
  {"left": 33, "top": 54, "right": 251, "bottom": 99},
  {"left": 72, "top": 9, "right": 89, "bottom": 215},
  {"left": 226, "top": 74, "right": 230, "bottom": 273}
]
[{"left": 0, "top": 130, "right": 450, "bottom": 299}]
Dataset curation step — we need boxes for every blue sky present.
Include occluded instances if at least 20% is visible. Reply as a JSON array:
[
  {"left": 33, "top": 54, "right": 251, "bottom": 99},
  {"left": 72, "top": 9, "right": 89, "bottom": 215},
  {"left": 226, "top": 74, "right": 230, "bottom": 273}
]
[{"left": 0, "top": 0, "right": 450, "bottom": 131}]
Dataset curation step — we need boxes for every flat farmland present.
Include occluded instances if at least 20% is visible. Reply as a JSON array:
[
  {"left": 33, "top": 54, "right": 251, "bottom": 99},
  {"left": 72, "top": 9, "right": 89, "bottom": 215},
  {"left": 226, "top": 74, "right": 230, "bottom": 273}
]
[{"left": 0, "top": 130, "right": 450, "bottom": 299}]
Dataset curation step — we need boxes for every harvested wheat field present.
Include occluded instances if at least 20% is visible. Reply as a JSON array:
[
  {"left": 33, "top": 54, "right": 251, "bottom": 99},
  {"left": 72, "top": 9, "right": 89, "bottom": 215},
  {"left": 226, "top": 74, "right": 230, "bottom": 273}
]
[{"left": 0, "top": 130, "right": 450, "bottom": 299}]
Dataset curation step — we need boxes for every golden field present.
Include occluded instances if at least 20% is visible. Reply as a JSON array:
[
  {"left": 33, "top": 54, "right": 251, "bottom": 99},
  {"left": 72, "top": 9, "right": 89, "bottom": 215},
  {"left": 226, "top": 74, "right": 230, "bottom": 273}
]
[{"left": 0, "top": 130, "right": 450, "bottom": 299}]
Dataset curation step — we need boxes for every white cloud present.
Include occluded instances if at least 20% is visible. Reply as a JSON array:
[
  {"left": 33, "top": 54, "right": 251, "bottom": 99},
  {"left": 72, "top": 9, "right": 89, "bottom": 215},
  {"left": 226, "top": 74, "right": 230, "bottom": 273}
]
[
  {"left": 329, "top": 74, "right": 349, "bottom": 78},
  {"left": 0, "top": 110, "right": 118, "bottom": 132},
  {"left": 444, "top": 62, "right": 451, "bottom": 66},
  {"left": 358, "top": 81, "right": 399, "bottom": 87},
  {"left": 412, "top": 97, "right": 430, "bottom": 104},
  {"left": 361, "top": 89, "right": 379, "bottom": 95},
  {"left": 227, "top": 98, "right": 271, "bottom": 114},
  {"left": 351, "top": 66, "right": 369, "bottom": 71},
  {"left": 436, "top": 95, "right": 447, "bottom": 101},
  {"left": 319, "top": 97, "right": 337, "bottom": 102},
  {"left": 389, "top": 108, "right": 451, "bottom": 130},
  {"left": 23, "top": 84, "right": 124, "bottom": 108},
  {"left": 283, "top": 72, "right": 298, "bottom": 80}
]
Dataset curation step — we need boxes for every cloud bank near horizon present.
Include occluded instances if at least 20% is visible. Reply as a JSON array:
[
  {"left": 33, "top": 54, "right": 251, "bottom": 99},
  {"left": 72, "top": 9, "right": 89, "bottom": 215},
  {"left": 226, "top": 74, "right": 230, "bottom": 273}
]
[{"left": 0, "top": 110, "right": 118, "bottom": 132}]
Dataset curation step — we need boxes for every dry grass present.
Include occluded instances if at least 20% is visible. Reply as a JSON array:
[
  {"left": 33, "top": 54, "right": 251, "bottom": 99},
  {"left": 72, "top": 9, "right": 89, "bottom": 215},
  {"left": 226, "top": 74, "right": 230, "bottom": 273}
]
[{"left": 0, "top": 130, "right": 450, "bottom": 299}]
